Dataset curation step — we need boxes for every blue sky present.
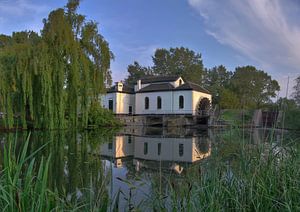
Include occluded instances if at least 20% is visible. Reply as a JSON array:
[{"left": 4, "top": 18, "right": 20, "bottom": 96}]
[{"left": 0, "top": 0, "right": 299, "bottom": 97}]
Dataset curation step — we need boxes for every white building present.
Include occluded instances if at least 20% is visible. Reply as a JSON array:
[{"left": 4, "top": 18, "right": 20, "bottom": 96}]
[{"left": 101, "top": 76, "right": 211, "bottom": 115}]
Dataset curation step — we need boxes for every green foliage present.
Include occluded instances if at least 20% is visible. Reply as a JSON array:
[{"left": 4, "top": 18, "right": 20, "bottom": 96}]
[
  {"left": 282, "top": 109, "right": 300, "bottom": 130},
  {"left": 203, "top": 65, "right": 232, "bottom": 105},
  {"left": 292, "top": 76, "right": 300, "bottom": 107},
  {"left": 230, "top": 66, "right": 280, "bottom": 108},
  {"left": 124, "top": 61, "right": 152, "bottom": 86},
  {"left": 152, "top": 47, "right": 204, "bottom": 84},
  {"left": 0, "top": 1, "right": 113, "bottom": 130},
  {"left": 220, "top": 109, "right": 254, "bottom": 126},
  {"left": 219, "top": 88, "right": 240, "bottom": 109},
  {"left": 124, "top": 47, "right": 204, "bottom": 85},
  {"left": 0, "top": 134, "right": 57, "bottom": 210},
  {"left": 0, "top": 130, "right": 118, "bottom": 211},
  {"left": 88, "top": 104, "right": 121, "bottom": 127}
]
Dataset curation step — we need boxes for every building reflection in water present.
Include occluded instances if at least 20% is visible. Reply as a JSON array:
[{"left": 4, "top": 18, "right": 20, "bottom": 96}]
[{"left": 99, "top": 127, "right": 212, "bottom": 173}]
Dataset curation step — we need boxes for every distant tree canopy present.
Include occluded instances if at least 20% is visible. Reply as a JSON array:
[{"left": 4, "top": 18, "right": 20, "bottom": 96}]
[
  {"left": 124, "top": 61, "right": 152, "bottom": 85},
  {"left": 203, "top": 65, "right": 232, "bottom": 105},
  {"left": 152, "top": 47, "right": 204, "bottom": 84},
  {"left": 230, "top": 66, "right": 280, "bottom": 108},
  {"left": 292, "top": 76, "right": 300, "bottom": 107},
  {"left": 124, "top": 47, "right": 204, "bottom": 85},
  {"left": 0, "top": 0, "right": 113, "bottom": 129}
]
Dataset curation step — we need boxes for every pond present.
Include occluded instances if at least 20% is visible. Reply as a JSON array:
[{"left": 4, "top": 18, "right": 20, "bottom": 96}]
[{"left": 0, "top": 127, "right": 299, "bottom": 211}]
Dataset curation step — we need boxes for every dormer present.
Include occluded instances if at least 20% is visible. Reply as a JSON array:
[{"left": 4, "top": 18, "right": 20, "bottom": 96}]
[{"left": 171, "top": 77, "right": 185, "bottom": 88}]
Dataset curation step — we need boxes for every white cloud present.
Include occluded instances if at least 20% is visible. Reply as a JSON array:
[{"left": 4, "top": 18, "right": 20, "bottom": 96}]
[
  {"left": 188, "top": 0, "right": 300, "bottom": 96},
  {"left": 0, "top": 0, "right": 50, "bottom": 33},
  {"left": 0, "top": 0, "right": 48, "bottom": 16}
]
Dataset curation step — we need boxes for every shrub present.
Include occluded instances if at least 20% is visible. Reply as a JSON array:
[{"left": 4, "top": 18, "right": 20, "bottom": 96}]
[{"left": 88, "top": 104, "right": 122, "bottom": 128}]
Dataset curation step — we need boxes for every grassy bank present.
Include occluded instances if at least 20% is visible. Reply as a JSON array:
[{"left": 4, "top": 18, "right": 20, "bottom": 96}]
[{"left": 220, "top": 109, "right": 254, "bottom": 126}]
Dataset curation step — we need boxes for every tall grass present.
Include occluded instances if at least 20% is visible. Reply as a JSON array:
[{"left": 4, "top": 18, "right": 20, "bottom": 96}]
[
  {"left": 0, "top": 133, "right": 60, "bottom": 211},
  {"left": 143, "top": 129, "right": 300, "bottom": 211},
  {"left": 0, "top": 132, "right": 115, "bottom": 211}
]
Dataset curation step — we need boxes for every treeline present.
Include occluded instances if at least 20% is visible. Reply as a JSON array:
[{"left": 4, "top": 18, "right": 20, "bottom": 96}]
[
  {"left": 0, "top": 0, "right": 113, "bottom": 129},
  {"left": 123, "top": 47, "right": 295, "bottom": 109}
]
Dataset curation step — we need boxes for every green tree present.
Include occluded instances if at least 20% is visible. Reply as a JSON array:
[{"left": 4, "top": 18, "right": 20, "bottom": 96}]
[
  {"left": 152, "top": 47, "right": 204, "bottom": 84},
  {"left": 219, "top": 88, "right": 240, "bottom": 109},
  {"left": 124, "top": 61, "right": 152, "bottom": 86},
  {"left": 230, "top": 66, "right": 280, "bottom": 108},
  {"left": 276, "top": 97, "right": 298, "bottom": 110},
  {"left": 0, "top": 0, "right": 113, "bottom": 129},
  {"left": 203, "top": 65, "right": 232, "bottom": 105},
  {"left": 292, "top": 76, "right": 300, "bottom": 107}
]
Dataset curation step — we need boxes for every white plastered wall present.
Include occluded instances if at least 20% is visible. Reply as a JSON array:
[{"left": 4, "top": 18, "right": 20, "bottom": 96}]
[
  {"left": 192, "top": 91, "right": 212, "bottom": 115},
  {"left": 135, "top": 90, "right": 194, "bottom": 114},
  {"left": 101, "top": 92, "right": 135, "bottom": 114}
]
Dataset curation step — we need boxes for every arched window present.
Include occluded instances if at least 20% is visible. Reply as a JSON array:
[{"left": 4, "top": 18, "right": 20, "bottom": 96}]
[
  {"left": 179, "top": 95, "right": 184, "bottom": 109},
  {"left": 145, "top": 97, "right": 149, "bottom": 109},
  {"left": 157, "top": 96, "right": 162, "bottom": 109},
  {"left": 179, "top": 79, "right": 182, "bottom": 86}
]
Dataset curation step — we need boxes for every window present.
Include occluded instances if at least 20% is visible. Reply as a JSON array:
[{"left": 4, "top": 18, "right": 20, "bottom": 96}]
[
  {"left": 128, "top": 135, "right": 132, "bottom": 144},
  {"left": 108, "top": 142, "right": 112, "bottom": 150},
  {"left": 179, "top": 144, "right": 184, "bottom": 156},
  {"left": 144, "top": 142, "right": 148, "bottom": 155},
  {"left": 179, "top": 95, "right": 184, "bottom": 109},
  {"left": 108, "top": 99, "right": 113, "bottom": 111},
  {"left": 129, "top": 106, "right": 132, "bottom": 115},
  {"left": 158, "top": 143, "right": 161, "bottom": 155},
  {"left": 145, "top": 97, "right": 149, "bottom": 110},
  {"left": 157, "top": 96, "right": 162, "bottom": 109},
  {"left": 179, "top": 79, "right": 182, "bottom": 86}
]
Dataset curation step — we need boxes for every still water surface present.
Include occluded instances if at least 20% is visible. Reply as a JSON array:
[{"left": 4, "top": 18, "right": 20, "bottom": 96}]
[{"left": 0, "top": 126, "right": 298, "bottom": 210}]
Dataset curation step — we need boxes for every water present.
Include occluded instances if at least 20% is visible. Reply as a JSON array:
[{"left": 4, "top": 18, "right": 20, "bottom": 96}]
[{"left": 0, "top": 127, "right": 298, "bottom": 210}]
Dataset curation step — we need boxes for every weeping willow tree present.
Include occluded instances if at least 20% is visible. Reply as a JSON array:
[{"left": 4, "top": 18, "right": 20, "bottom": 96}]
[{"left": 0, "top": 0, "right": 113, "bottom": 130}]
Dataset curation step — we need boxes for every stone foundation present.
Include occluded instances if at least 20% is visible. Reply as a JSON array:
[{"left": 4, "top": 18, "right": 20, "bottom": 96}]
[{"left": 116, "top": 115, "right": 208, "bottom": 127}]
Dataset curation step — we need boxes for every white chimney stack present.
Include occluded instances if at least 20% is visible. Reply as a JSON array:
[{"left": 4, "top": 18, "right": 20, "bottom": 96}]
[
  {"left": 116, "top": 82, "right": 123, "bottom": 92},
  {"left": 137, "top": 79, "right": 142, "bottom": 91}
]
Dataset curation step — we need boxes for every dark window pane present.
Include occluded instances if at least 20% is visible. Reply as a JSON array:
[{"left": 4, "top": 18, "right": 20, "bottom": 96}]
[
  {"left": 179, "top": 143, "right": 184, "bottom": 156},
  {"left": 157, "top": 96, "right": 162, "bottom": 109},
  {"left": 179, "top": 96, "right": 184, "bottom": 109},
  {"left": 144, "top": 142, "right": 148, "bottom": 155},
  {"left": 158, "top": 143, "right": 161, "bottom": 155},
  {"left": 145, "top": 97, "right": 149, "bottom": 110},
  {"left": 108, "top": 99, "right": 113, "bottom": 111}
]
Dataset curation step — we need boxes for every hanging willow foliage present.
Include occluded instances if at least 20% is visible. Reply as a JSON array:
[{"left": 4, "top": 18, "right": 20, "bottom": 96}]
[{"left": 0, "top": 0, "right": 113, "bottom": 130}]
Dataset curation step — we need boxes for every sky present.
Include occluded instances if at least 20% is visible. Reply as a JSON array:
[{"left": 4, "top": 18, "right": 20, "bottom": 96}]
[{"left": 0, "top": 0, "right": 299, "bottom": 97}]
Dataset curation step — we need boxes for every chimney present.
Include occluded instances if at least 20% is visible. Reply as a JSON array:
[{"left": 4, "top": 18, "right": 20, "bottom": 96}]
[
  {"left": 137, "top": 79, "right": 142, "bottom": 91},
  {"left": 116, "top": 82, "right": 123, "bottom": 92}
]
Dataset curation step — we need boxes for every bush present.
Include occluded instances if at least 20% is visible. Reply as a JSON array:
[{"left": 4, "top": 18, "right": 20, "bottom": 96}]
[
  {"left": 283, "top": 109, "right": 300, "bottom": 130},
  {"left": 88, "top": 104, "right": 121, "bottom": 128}
]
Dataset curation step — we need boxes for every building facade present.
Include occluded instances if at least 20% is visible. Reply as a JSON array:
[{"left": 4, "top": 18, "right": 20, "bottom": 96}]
[{"left": 101, "top": 76, "right": 212, "bottom": 116}]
